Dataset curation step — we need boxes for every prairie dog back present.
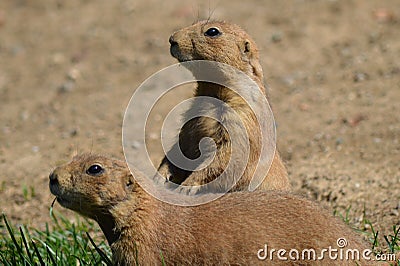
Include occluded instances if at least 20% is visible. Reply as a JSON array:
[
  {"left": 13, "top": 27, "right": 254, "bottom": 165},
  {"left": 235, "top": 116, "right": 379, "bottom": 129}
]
[{"left": 49, "top": 154, "right": 376, "bottom": 265}]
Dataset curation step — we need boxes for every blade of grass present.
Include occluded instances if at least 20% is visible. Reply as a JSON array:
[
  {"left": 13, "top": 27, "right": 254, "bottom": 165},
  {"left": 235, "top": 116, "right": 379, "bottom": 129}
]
[
  {"left": 49, "top": 204, "right": 61, "bottom": 230},
  {"left": 19, "top": 226, "right": 33, "bottom": 263},
  {"left": 86, "top": 232, "right": 113, "bottom": 266},
  {"left": 160, "top": 250, "right": 166, "bottom": 266},
  {"left": 32, "top": 236, "right": 60, "bottom": 265},
  {"left": 365, "top": 220, "right": 379, "bottom": 250},
  {"left": 46, "top": 246, "right": 58, "bottom": 265},
  {"left": 31, "top": 239, "right": 45, "bottom": 266},
  {"left": 0, "top": 252, "right": 11, "bottom": 266},
  {"left": 71, "top": 255, "right": 84, "bottom": 265},
  {"left": 383, "top": 226, "right": 400, "bottom": 253},
  {"left": 384, "top": 235, "right": 393, "bottom": 253},
  {"left": 2, "top": 213, "right": 26, "bottom": 262},
  {"left": 392, "top": 225, "right": 400, "bottom": 243}
]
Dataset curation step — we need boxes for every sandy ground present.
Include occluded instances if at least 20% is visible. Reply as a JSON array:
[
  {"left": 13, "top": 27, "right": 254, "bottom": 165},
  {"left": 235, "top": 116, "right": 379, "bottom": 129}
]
[{"left": 0, "top": 0, "right": 399, "bottom": 245}]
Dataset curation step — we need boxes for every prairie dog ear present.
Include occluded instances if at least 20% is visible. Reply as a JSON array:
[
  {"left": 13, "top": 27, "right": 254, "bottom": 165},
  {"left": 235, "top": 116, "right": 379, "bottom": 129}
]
[{"left": 242, "top": 40, "right": 264, "bottom": 81}]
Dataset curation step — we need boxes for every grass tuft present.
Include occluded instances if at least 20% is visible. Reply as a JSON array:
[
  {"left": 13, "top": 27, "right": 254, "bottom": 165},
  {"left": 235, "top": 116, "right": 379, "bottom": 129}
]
[{"left": 0, "top": 212, "right": 112, "bottom": 265}]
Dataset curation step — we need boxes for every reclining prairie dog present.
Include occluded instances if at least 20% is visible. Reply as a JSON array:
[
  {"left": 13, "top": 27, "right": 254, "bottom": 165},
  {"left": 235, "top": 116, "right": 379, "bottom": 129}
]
[
  {"left": 49, "top": 154, "right": 376, "bottom": 265},
  {"left": 157, "top": 20, "right": 291, "bottom": 192}
]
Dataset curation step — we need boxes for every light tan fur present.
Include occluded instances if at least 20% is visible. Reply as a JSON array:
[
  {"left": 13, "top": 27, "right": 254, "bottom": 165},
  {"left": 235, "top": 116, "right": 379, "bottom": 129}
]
[
  {"left": 49, "top": 154, "right": 377, "bottom": 265},
  {"left": 158, "top": 20, "right": 291, "bottom": 192}
]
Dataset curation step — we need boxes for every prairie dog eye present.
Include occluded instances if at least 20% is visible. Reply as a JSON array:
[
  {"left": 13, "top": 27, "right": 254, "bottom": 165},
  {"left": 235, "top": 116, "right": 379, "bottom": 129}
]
[
  {"left": 86, "top": 164, "right": 104, "bottom": 176},
  {"left": 204, "top": 27, "right": 221, "bottom": 37}
]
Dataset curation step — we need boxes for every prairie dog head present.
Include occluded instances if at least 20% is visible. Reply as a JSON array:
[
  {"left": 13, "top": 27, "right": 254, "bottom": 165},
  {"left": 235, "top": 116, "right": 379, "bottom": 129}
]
[
  {"left": 49, "top": 154, "right": 135, "bottom": 219},
  {"left": 169, "top": 20, "right": 264, "bottom": 82}
]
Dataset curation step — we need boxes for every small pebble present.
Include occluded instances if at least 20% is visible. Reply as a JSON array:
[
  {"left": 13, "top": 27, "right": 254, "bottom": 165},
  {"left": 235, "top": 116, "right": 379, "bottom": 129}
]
[
  {"left": 51, "top": 53, "right": 66, "bottom": 65},
  {"left": 353, "top": 72, "right": 369, "bottom": 82},
  {"left": 373, "top": 137, "right": 382, "bottom": 143},
  {"left": 148, "top": 133, "right": 158, "bottom": 140},
  {"left": 131, "top": 141, "right": 141, "bottom": 149},
  {"left": 335, "top": 137, "right": 343, "bottom": 145},
  {"left": 20, "top": 111, "right": 29, "bottom": 121},
  {"left": 347, "top": 92, "right": 356, "bottom": 101},
  {"left": 298, "top": 103, "right": 310, "bottom": 111},
  {"left": 58, "top": 80, "right": 75, "bottom": 93},
  {"left": 271, "top": 32, "right": 282, "bottom": 43},
  {"left": 373, "top": 9, "right": 396, "bottom": 23},
  {"left": 67, "top": 68, "right": 80, "bottom": 81},
  {"left": 314, "top": 132, "right": 324, "bottom": 141},
  {"left": 70, "top": 128, "right": 78, "bottom": 137}
]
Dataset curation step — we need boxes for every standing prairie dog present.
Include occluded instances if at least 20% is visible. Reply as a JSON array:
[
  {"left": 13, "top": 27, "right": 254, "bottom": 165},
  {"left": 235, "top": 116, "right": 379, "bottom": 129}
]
[
  {"left": 157, "top": 20, "right": 291, "bottom": 192},
  {"left": 49, "top": 154, "right": 377, "bottom": 265}
]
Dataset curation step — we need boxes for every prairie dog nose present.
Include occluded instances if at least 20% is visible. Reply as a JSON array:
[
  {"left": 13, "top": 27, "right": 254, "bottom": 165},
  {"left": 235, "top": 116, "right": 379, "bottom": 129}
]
[
  {"left": 49, "top": 171, "right": 58, "bottom": 185},
  {"left": 169, "top": 35, "right": 178, "bottom": 46},
  {"left": 49, "top": 172, "right": 56, "bottom": 180}
]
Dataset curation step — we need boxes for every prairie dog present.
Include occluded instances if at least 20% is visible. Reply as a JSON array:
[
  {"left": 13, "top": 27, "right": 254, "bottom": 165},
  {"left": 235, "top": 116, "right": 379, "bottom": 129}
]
[
  {"left": 49, "top": 154, "right": 375, "bottom": 265},
  {"left": 158, "top": 20, "right": 291, "bottom": 193}
]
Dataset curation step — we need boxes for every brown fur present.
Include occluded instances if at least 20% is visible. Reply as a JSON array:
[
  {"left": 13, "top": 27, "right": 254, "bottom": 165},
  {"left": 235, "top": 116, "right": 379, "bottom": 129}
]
[
  {"left": 158, "top": 20, "right": 291, "bottom": 192},
  {"left": 49, "top": 154, "right": 377, "bottom": 265}
]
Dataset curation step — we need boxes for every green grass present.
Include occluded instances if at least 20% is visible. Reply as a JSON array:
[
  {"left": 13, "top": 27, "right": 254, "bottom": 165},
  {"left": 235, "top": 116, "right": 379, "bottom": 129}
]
[
  {"left": 0, "top": 210, "right": 112, "bottom": 265},
  {"left": 366, "top": 221, "right": 400, "bottom": 265},
  {"left": 334, "top": 206, "right": 400, "bottom": 265}
]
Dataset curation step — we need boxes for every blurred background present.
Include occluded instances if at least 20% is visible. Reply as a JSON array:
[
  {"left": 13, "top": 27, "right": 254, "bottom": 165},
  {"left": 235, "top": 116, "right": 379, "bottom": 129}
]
[{"left": 0, "top": 0, "right": 399, "bottom": 241}]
